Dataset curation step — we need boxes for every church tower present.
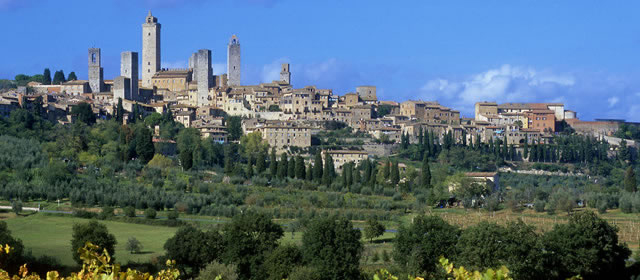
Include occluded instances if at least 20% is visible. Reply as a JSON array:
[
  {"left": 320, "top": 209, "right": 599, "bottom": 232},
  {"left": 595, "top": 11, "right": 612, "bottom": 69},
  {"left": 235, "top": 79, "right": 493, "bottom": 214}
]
[
  {"left": 142, "top": 11, "right": 161, "bottom": 88},
  {"left": 227, "top": 35, "right": 241, "bottom": 87}
]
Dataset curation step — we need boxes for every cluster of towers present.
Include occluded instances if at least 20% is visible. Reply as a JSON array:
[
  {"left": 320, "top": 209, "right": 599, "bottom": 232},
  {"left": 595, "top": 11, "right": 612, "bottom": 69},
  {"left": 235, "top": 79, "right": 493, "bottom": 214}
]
[{"left": 87, "top": 11, "right": 248, "bottom": 106}]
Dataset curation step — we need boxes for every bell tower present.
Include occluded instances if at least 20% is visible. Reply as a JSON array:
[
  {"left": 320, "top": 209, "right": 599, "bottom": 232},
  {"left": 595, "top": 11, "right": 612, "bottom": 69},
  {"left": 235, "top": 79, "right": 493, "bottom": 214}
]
[
  {"left": 227, "top": 35, "right": 241, "bottom": 87},
  {"left": 142, "top": 10, "right": 161, "bottom": 88}
]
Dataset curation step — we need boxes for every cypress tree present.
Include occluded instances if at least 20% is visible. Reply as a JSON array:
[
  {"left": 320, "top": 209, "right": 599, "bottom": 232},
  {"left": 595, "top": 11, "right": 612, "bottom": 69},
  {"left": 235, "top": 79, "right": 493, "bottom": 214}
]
[
  {"left": 287, "top": 156, "right": 296, "bottom": 178},
  {"left": 421, "top": 154, "right": 431, "bottom": 188},
  {"left": 52, "top": 70, "right": 66, "bottom": 85},
  {"left": 345, "top": 162, "right": 353, "bottom": 186},
  {"left": 537, "top": 144, "right": 543, "bottom": 162},
  {"left": 43, "top": 68, "right": 51, "bottom": 85},
  {"left": 322, "top": 154, "right": 334, "bottom": 186},
  {"left": 116, "top": 98, "right": 124, "bottom": 123},
  {"left": 462, "top": 130, "right": 467, "bottom": 146},
  {"left": 256, "top": 151, "right": 266, "bottom": 174},
  {"left": 353, "top": 166, "right": 361, "bottom": 185},
  {"left": 362, "top": 160, "right": 371, "bottom": 184},
  {"left": 246, "top": 162, "right": 254, "bottom": 178},
  {"left": 313, "top": 151, "right": 323, "bottom": 183},
  {"left": 523, "top": 134, "right": 529, "bottom": 160},
  {"left": 269, "top": 148, "right": 278, "bottom": 177},
  {"left": 295, "top": 155, "right": 305, "bottom": 179},
  {"left": 277, "top": 153, "right": 288, "bottom": 179},
  {"left": 67, "top": 71, "right": 78, "bottom": 81},
  {"left": 509, "top": 145, "right": 516, "bottom": 161},
  {"left": 619, "top": 140, "right": 631, "bottom": 162},
  {"left": 418, "top": 128, "right": 424, "bottom": 145},
  {"left": 383, "top": 159, "right": 391, "bottom": 179},
  {"left": 224, "top": 154, "right": 234, "bottom": 174},
  {"left": 390, "top": 161, "right": 400, "bottom": 185},
  {"left": 306, "top": 163, "right": 313, "bottom": 181},
  {"left": 624, "top": 166, "right": 637, "bottom": 193},
  {"left": 134, "top": 126, "right": 154, "bottom": 164},
  {"left": 502, "top": 135, "right": 508, "bottom": 159}
]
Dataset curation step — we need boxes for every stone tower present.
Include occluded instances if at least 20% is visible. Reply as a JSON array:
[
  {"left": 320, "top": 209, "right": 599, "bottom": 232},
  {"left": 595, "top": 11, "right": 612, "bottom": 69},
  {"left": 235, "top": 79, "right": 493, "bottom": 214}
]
[
  {"left": 189, "top": 52, "right": 198, "bottom": 82},
  {"left": 227, "top": 35, "right": 241, "bottom": 87},
  {"left": 196, "top": 49, "right": 212, "bottom": 106},
  {"left": 280, "top": 63, "right": 290, "bottom": 85},
  {"left": 142, "top": 11, "right": 161, "bottom": 88},
  {"left": 120, "top": 51, "right": 139, "bottom": 101},
  {"left": 356, "top": 86, "right": 376, "bottom": 101},
  {"left": 88, "top": 48, "right": 104, "bottom": 93}
]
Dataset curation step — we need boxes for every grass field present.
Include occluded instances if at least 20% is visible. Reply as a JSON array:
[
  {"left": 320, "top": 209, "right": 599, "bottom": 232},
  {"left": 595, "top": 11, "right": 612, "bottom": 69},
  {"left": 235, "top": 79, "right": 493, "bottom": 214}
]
[
  {"left": 3, "top": 205, "right": 639, "bottom": 268},
  {"left": 420, "top": 207, "right": 640, "bottom": 253},
  {"left": 3, "top": 214, "right": 178, "bottom": 267}
]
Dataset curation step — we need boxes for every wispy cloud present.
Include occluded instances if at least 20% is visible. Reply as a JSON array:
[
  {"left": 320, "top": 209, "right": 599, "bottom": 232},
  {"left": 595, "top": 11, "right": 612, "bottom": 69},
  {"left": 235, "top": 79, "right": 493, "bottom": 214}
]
[
  {"left": 161, "top": 60, "right": 187, "bottom": 69},
  {"left": 418, "top": 64, "right": 575, "bottom": 116},
  {"left": 415, "top": 64, "right": 640, "bottom": 122},
  {"left": 243, "top": 0, "right": 282, "bottom": 8},
  {"left": 0, "top": 0, "right": 34, "bottom": 11},
  {"left": 260, "top": 58, "right": 289, "bottom": 83},
  {"left": 142, "top": 0, "right": 204, "bottom": 9}
]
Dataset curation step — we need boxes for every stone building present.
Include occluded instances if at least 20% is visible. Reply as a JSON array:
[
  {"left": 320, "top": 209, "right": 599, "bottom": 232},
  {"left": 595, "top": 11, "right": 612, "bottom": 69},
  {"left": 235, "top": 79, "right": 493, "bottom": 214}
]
[
  {"left": 151, "top": 69, "right": 192, "bottom": 92},
  {"left": 113, "top": 76, "right": 130, "bottom": 103},
  {"left": 475, "top": 102, "right": 498, "bottom": 120},
  {"left": 257, "top": 124, "right": 312, "bottom": 152},
  {"left": 400, "top": 100, "right": 460, "bottom": 125},
  {"left": 323, "top": 150, "right": 369, "bottom": 171},
  {"left": 227, "top": 35, "right": 241, "bottom": 86},
  {"left": 142, "top": 11, "right": 161, "bottom": 88},
  {"left": 61, "top": 80, "right": 89, "bottom": 95},
  {"left": 175, "top": 110, "right": 195, "bottom": 127},
  {"left": 526, "top": 109, "right": 555, "bottom": 133},
  {"left": 356, "top": 86, "right": 377, "bottom": 104},
  {"left": 88, "top": 48, "right": 104, "bottom": 93}
]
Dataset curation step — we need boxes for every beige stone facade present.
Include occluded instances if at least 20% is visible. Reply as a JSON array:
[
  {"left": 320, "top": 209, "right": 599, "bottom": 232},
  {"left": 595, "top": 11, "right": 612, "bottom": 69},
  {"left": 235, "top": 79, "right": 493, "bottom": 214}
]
[
  {"left": 258, "top": 124, "right": 312, "bottom": 152},
  {"left": 323, "top": 150, "right": 369, "bottom": 170}
]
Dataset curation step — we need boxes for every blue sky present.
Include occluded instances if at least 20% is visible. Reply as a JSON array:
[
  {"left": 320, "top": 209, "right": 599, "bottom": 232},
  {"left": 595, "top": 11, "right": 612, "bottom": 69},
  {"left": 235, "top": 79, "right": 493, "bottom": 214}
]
[{"left": 1, "top": 0, "right": 639, "bottom": 121}]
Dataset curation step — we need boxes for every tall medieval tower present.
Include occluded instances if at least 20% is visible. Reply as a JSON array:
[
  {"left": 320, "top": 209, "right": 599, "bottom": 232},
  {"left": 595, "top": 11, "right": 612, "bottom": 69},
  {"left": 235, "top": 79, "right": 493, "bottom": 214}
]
[
  {"left": 227, "top": 35, "right": 241, "bottom": 87},
  {"left": 142, "top": 11, "right": 161, "bottom": 88},
  {"left": 88, "top": 48, "right": 104, "bottom": 93},
  {"left": 280, "top": 63, "right": 290, "bottom": 85}
]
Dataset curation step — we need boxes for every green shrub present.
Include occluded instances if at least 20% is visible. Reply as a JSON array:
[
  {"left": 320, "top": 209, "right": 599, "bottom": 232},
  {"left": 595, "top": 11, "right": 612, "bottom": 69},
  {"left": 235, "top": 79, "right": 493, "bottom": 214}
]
[
  {"left": 124, "top": 206, "right": 136, "bottom": 218},
  {"left": 144, "top": 208, "right": 157, "bottom": 219}
]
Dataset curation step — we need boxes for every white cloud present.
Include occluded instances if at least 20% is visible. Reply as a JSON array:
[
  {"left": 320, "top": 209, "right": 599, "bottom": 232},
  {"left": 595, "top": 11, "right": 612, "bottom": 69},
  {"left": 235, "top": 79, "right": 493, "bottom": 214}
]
[
  {"left": 418, "top": 64, "right": 576, "bottom": 117},
  {"left": 161, "top": 60, "right": 187, "bottom": 69},
  {"left": 627, "top": 105, "right": 640, "bottom": 122},
  {"left": 0, "top": 0, "right": 28, "bottom": 10},
  {"left": 260, "top": 58, "right": 289, "bottom": 83},
  {"left": 607, "top": 97, "right": 619, "bottom": 108}
]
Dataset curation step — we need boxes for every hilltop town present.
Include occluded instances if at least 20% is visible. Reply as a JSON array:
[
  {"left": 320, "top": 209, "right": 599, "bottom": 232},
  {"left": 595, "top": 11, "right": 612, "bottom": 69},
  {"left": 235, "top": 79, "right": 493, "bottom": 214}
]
[
  {"left": 1, "top": 11, "right": 636, "bottom": 163},
  {"left": 2, "top": 10, "right": 640, "bottom": 280}
]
